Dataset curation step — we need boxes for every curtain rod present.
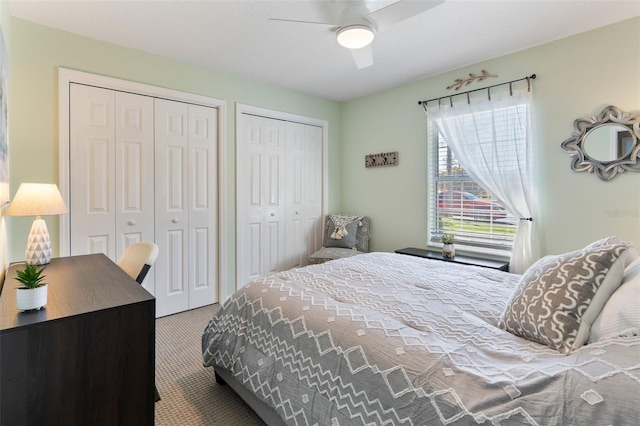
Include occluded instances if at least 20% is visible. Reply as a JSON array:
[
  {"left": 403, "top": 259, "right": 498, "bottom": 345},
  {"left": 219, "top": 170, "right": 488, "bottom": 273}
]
[{"left": 418, "top": 74, "right": 537, "bottom": 106}]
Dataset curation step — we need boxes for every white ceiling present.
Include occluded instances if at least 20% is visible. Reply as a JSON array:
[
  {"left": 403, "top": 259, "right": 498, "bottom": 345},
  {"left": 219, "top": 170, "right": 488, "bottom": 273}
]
[{"left": 8, "top": 0, "right": 640, "bottom": 102}]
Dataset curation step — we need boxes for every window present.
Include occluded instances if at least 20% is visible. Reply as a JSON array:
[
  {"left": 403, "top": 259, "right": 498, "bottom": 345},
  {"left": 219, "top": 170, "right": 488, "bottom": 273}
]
[
  {"left": 428, "top": 127, "right": 517, "bottom": 254},
  {"left": 424, "top": 87, "right": 535, "bottom": 271}
]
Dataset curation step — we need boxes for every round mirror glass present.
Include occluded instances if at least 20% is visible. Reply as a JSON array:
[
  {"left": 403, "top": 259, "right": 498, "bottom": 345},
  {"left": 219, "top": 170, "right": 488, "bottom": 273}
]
[{"left": 583, "top": 124, "right": 634, "bottom": 161}]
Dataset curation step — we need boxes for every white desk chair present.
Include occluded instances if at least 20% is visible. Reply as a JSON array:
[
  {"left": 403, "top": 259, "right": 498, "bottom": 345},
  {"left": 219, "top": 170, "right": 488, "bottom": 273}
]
[{"left": 117, "top": 242, "right": 159, "bottom": 285}]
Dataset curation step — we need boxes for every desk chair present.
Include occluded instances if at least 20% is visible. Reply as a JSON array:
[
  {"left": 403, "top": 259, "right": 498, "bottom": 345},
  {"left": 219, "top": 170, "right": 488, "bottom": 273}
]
[{"left": 117, "top": 242, "right": 159, "bottom": 285}]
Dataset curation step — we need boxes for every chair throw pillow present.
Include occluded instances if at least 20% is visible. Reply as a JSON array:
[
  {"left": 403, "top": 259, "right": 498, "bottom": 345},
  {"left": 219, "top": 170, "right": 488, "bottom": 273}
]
[
  {"left": 324, "top": 215, "right": 362, "bottom": 249},
  {"left": 498, "top": 240, "right": 635, "bottom": 354}
]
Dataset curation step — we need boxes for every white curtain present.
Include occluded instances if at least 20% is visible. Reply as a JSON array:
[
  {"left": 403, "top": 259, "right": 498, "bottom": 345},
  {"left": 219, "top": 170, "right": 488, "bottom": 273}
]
[{"left": 425, "top": 89, "right": 538, "bottom": 273}]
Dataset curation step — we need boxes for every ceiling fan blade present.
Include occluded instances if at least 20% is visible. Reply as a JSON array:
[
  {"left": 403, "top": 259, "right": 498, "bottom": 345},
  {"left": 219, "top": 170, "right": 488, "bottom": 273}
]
[
  {"left": 350, "top": 44, "right": 373, "bottom": 69},
  {"left": 365, "top": 0, "right": 444, "bottom": 30},
  {"left": 269, "top": 17, "right": 337, "bottom": 27}
]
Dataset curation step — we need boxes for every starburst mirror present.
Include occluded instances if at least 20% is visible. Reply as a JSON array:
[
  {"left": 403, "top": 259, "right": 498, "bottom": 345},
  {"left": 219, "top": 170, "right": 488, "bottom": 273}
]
[{"left": 561, "top": 105, "right": 640, "bottom": 181}]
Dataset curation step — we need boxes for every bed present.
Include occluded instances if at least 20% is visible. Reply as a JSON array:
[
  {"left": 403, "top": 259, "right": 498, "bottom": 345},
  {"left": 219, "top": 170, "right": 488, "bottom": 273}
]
[{"left": 202, "top": 241, "right": 640, "bottom": 425}]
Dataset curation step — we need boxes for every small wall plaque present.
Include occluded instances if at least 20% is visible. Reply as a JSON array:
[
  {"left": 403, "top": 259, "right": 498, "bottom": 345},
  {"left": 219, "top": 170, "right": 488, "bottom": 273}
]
[{"left": 365, "top": 151, "right": 398, "bottom": 168}]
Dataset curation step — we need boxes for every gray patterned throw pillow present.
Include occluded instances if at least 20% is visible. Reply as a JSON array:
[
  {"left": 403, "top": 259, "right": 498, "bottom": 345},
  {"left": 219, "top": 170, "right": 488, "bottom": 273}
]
[
  {"left": 499, "top": 241, "right": 635, "bottom": 354},
  {"left": 325, "top": 219, "right": 358, "bottom": 249}
]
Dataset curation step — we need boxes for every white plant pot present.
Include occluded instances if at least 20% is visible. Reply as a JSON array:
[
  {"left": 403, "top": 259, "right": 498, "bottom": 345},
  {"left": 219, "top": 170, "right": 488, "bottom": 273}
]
[
  {"left": 442, "top": 244, "right": 455, "bottom": 259},
  {"left": 16, "top": 285, "right": 48, "bottom": 311}
]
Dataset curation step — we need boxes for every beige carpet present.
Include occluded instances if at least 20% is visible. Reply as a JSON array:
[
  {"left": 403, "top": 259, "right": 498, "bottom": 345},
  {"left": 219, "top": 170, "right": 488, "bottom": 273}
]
[{"left": 155, "top": 304, "right": 266, "bottom": 425}]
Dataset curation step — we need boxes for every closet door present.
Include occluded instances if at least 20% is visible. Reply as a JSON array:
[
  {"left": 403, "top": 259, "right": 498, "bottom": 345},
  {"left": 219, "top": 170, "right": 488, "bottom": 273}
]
[
  {"left": 285, "top": 122, "right": 305, "bottom": 269},
  {"left": 237, "top": 114, "right": 286, "bottom": 288},
  {"left": 154, "top": 100, "right": 218, "bottom": 316},
  {"left": 69, "top": 84, "right": 116, "bottom": 258},
  {"left": 261, "top": 117, "right": 287, "bottom": 276},
  {"left": 285, "top": 122, "right": 323, "bottom": 269},
  {"left": 154, "top": 99, "right": 190, "bottom": 316},
  {"left": 187, "top": 104, "right": 218, "bottom": 309},
  {"left": 66, "top": 74, "right": 221, "bottom": 318},
  {"left": 115, "top": 92, "right": 155, "bottom": 253},
  {"left": 302, "top": 124, "right": 324, "bottom": 259},
  {"left": 69, "top": 86, "right": 154, "bottom": 270},
  {"left": 115, "top": 92, "right": 155, "bottom": 292}
]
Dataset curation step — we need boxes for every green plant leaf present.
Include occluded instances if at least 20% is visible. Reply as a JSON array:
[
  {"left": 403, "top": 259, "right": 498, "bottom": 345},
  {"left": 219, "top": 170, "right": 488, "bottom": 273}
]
[
  {"left": 440, "top": 234, "right": 456, "bottom": 244},
  {"left": 14, "top": 264, "right": 47, "bottom": 289}
]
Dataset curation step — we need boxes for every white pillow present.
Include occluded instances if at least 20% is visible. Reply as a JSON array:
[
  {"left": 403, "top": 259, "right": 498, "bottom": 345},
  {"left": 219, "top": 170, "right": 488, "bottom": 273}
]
[
  {"left": 626, "top": 256, "right": 640, "bottom": 278},
  {"left": 589, "top": 256, "right": 640, "bottom": 342}
]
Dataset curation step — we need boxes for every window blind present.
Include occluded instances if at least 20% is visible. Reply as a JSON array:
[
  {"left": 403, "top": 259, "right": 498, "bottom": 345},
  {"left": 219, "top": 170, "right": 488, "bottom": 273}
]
[{"left": 427, "top": 118, "right": 518, "bottom": 254}]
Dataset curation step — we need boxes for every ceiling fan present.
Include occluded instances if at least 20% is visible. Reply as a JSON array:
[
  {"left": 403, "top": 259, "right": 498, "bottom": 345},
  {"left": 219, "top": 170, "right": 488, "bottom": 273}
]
[{"left": 270, "top": 0, "right": 444, "bottom": 69}]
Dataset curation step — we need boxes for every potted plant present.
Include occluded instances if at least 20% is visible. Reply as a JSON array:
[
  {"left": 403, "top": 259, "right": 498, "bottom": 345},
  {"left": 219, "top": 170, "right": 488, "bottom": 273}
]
[
  {"left": 441, "top": 234, "right": 456, "bottom": 258},
  {"left": 15, "top": 264, "right": 48, "bottom": 311}
]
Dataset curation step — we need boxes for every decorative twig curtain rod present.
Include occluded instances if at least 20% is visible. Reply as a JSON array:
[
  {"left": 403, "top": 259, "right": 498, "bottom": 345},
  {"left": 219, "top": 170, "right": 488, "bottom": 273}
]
[{"left": 418, "top": 74, "right": 537, "bottom": 106}]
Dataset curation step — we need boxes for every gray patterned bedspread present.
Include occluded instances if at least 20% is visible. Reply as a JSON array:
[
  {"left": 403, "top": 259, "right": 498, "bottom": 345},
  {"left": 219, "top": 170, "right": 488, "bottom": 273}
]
[{"left": 202, "top": 252, "right": 640, "bottom": 425}]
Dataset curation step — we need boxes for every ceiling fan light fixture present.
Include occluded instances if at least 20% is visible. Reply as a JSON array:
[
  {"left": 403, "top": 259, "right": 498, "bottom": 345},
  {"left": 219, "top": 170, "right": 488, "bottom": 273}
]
[{"left": 336, "top": 25, "right": 375, "bottom": 49}]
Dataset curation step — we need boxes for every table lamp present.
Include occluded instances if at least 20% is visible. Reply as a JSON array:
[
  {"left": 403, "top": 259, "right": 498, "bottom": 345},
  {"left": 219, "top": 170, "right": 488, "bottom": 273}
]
[{"left": 6, "top": 183, "right": 68, "bottom": 265}]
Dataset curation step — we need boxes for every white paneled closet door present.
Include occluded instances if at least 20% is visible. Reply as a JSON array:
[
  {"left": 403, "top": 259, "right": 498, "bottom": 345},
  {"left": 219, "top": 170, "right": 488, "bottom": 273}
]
[
  {"left": 285, "top": 122, "right": 323, "bottom": 269},
  {"left": 187, "top": 104, "right": 218, "bottom": 310},
  {"left": 70, "top": 84, "right": 154, "bottom": 270},
  {"left": 115, "top": 92, "right": 156, "bottom": 291},
  {"left": 237, "top": 114, "right": 287, "bottom": 288},
  {"left": 154, "top": 99, "right": 217, "bottom": 316},
  {"left": 262, "top": 117, "right": 287, "bottom": 276},
  {"left": 154, "top": 99, "right": 190, "bottom": 316},
  {"left": 301, "top": 124, "right": 323, "bottom": 261},
  {"left": 237, "top": 112, "right": 323, "bottom": 288},
  {"left": 70, "top": 84, "right": 116, "bottom": 258},
  {"left": 65, "top": 71, "right": 222, "bottom": 317},
  {"left": 285, "top": 122, "right": 304, "bottom": 269}
]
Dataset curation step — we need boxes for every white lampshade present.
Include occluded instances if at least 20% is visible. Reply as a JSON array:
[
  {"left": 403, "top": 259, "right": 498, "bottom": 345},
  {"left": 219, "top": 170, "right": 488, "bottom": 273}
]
[
  {"left": 7, "top": 183, "right": 68, "bottom": 265},
  {"left": 6, "top": 183, "right": 68, "bottom": 217},
  {"left": 336, "top": 25, "right": 375, "bottom": 49}
]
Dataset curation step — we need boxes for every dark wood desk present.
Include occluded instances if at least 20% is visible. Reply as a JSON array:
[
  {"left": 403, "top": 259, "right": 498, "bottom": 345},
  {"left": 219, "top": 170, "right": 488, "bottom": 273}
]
[
  {"left": 395, "top": 247, "right": 510, "bottom": 271},
  {"left": 0, "top": 254, "right": 156, "bottom": 425}
]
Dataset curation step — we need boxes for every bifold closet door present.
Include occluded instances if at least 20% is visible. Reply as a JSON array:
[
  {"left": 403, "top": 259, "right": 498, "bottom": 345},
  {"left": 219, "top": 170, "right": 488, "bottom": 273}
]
[
  {"left": 115, "top": 91, "right": 156, "bottom": 291},
  {"left": 154, "top": 99, "right": 217, "bottom": 317},
  {"left": 69, "top": 81, "right": 218, "bottom": 315},
  {"left": 302, "top": 125, "right": 324, "bottom": 260},
  {"left": 69, "top": 84, "right": 115, "bottom": 258},
  {"left": 69, "top": 84, "right": 154, "bottom": 274},
  {"left": 285, "top": 122, "right": 323, "bottom": 269},
  {"left": 237, "top": 114, "right": 287, "bottom": 288},
  {"left": 187, "top": 103, "right": 218, "bottom": 311}
]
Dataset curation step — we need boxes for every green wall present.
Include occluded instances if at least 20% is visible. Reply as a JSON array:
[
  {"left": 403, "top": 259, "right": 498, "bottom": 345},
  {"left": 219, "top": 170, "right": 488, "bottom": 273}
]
[
  {"left": 7, "top": 17, "right": 342, "bottom": 296},
  {"left": 6, "top": 15, "right": 640, "bottom": 295},
  {"left": 0, "top": 1, "right": 10, "bottom": 277},
  {"left": 341, "top": 17, "right": 640, "bottom": 257}
]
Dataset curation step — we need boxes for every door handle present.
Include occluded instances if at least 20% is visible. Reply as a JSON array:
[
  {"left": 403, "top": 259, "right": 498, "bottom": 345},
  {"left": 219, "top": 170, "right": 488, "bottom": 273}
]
[
  {"left": 172, "top": 218, "right": 179, "bottom": 223},
  {"left": 128, "top": 220, "right": 136, "bottom": 226}
]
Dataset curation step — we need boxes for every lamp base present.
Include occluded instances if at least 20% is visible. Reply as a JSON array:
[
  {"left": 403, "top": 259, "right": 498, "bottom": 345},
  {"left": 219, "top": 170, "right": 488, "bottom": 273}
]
[{"left": 26, "top": 218, "right": 52, "bottom": 265}]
